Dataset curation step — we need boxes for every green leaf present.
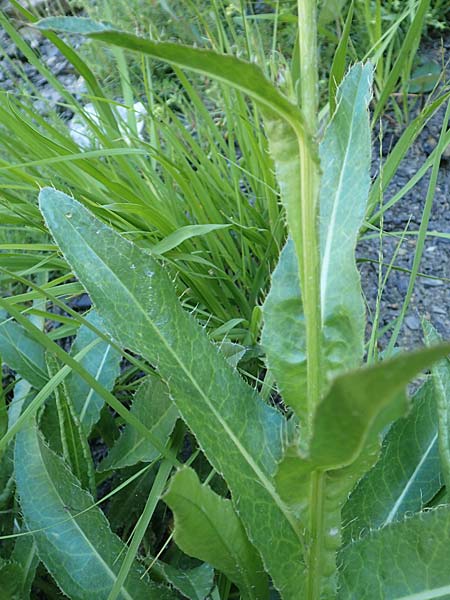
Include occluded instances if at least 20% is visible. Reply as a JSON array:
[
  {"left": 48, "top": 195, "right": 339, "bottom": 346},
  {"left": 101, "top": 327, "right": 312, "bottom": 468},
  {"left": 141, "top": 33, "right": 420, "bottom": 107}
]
[
  {"left": 36, "top": 17, "right": 308, "bottom": 144},
  {"left": 329, "top": 1, "right": 354, "bottom": 115},
  {"left": 423, "top": 321, "right": 450, "bottom": 494},
  {"left": 372, "top": 0, "right": 431, "bottom": 123},
  {"left": 14, "top": 419, "right": 175, "bottom": 600},
  {"left": 409, "top": 61, "right": 441, "bottom": 93},
  {"left": 0, "top": 311, "right": 47, "bottom": 389},
  {"left": 339, "top": 504, "right": 450, "bottom": 599},
  {"left": 98, "top": 375, "right": 178, "bottom": 471},
  {"left": 39, "top": 188, "right": 305, "bottom": 599},
  {"left": 152, "top": 561, "right": 214, "bottom": 600},
  {"left": 277, "top": 344, "right": 450, "bottom": 498},
  {"left": 319, "top": 0, "right": 349, "bottom": 25},
  {"left": 262, "top": 64, "right": 373, "bottom": 438},
  {"left": 262, "top": 239, "right": 307, "bottom": 427},
  {"left": 152, "top": 224, "right": 231, "bottom": 255},
  {"left": 0, "top": 560, "right": 23, "bottom": 600},
  {"left": 276, "top": 344, "right": 450, "bottom": 596},
  {"left": 67, "top": 310, "right": 121, "bottom": 436},
  {"left": 163, "top": 467, "right": 269, "bottom": 600},
  {"left": 320, "top": 63, "right": 373, "bottom": 378},
  {"left": 11, "top": 534, "right": 39, "bottom": 598},
  {"left": 46, "top": 353, "right": 96, "bottom": 493},
  {"left": 342, "top": 380, "right": 442, "bottom": 543}
]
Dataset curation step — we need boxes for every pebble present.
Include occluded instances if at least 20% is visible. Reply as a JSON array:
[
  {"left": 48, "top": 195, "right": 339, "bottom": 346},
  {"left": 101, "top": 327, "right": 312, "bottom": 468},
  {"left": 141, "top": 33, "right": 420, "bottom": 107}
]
[
  {"left": 405, "top": 315, "right": 421, "bottom": 330},
  {"left": 422, "top": 278, "right": 444, "bottom": 287}
]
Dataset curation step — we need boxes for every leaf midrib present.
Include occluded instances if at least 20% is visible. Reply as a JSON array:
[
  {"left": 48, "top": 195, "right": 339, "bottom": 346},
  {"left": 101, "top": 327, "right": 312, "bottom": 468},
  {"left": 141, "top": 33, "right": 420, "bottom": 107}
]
[
  {"left": 55, "top": 209, "right": 303, "bottom": 544},
  {"left": 320, "top": 69, "right": 364, "bottom": 314},
  {"left": 24, "top": 425, "right": 135, "bottom": 600}
]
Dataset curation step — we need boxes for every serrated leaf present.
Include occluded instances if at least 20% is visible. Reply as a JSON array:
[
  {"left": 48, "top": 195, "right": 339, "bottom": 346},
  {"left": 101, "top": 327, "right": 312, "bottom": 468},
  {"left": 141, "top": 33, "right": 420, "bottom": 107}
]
[
  {"left": 0, "top": 559, "right": 23, "bottom": 600},
  {"left": 164, "top": 467, "right": 269, "bottom": 600},
  {"left": 275, "top": 344, "right": 450, "bottom": 597},
  {"left": 36, "top": 17, "right": 307, "bottom": 144},
  {"left": 67, "top": 310, "right": 121, "bottom": 436},
  {"left": 261, "top": 239, "right": 307, "bottom": 426},
  {"left": 46, "top": 353, "right": 96, "bottom": 493},
  {"left": 14, "top": 419, "right": 175, "bottom": 600},
  {"left": 262, "top": 64, "right": 373, "bottom": 433},
  {"left": 11, "top": 534, "right": 39, "bottom": 598},
  {"left": 277, "top": 344, "right": 450, "bottom": 502},
  {"left": 320, "top": 63, "right": 373, "bottom": 378},
  {"left": 39, "top": 188, "right": 305, "bottom": 598},
  {"left": 98, "top": 375, "right": 178, "bottom": 471},
  {"left": 424, "top": 321, "right": 450, "bottom": 494},
  {"left": 153, "top": 560, "right": 214, "bottom": 600},
  {"left": 0, "top": 311, "right": 47, "bottom": 389},
  {"left": 339, "top": 504, "right": 450, "bottom": 599},
  {"left": 342, "top": 380, "right": 442, "bottom": 542}
]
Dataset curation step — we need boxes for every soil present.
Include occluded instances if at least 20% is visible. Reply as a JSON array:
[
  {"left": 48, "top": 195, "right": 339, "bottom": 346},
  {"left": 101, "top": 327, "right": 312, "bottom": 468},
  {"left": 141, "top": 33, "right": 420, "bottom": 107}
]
[
  {"left": 1, "top": 15, "right": 450, "bottom": 352},
  {"left": 359, "top": 31, "right": 450, "bottom": 352}
]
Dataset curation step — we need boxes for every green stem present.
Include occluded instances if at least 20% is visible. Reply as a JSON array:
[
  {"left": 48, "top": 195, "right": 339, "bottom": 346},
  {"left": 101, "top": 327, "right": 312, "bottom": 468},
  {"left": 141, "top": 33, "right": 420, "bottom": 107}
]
[
  {"left": 307, "top": 471, "right": 326, "bottom": 600},
  {"left": 297, "top": 2, "right": 326, "bottom": 599},
  {"left": 296, "top": 0, "right": 321, "bottom": 433}
]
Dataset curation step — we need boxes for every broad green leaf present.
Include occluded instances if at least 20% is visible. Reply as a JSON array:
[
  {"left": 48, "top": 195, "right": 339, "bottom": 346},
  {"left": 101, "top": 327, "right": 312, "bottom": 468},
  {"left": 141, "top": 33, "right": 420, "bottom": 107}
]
[
  {"left": 14, "top": 419, "right": 175, "bottom": 600},
  {"left": 67, "top": 310, "right": 121, "bottom": 436},
  {"left": 163, "top": 467, "right": 269, "bottom": 600},
  {"left": 39, "top": 188, "right": 305, "bottom": 599},
  {"left": 152, "top": 561, "right": 214, "bottom": 600},
  {"left": 11, "top": 535, "right": 39, "bottom": 598},
  {"left": 0, "top": 559, "right": 23, "bottom": 599},
  {"left": 262, "top": 64, "right": 372, "bottom": 434},
  {"left": 319, "top": 0, "right": 349, "bottom": 25},
  {"left": 339, "top": 504, "right": 450, "bottom": 599},
  {"left": 276, "top": 344, "right": 450, "bottom": 597},
  {"left": 36, "top": 17, "right": 307, "bottom": 144},
  {"left": 98, "top": 375, "right": 178, "bottom": 471},
  {"left": 261, "top": 239, "right": 307, "bottom": 428},
  {"left": 152, "top": 224, "right": 231, "bottom": 255},
  {"left": 320, "top": 63, "right": 372, "bottom": 378},
  {"left": 342, "top": 380, "right": 442, "bottom": 543},
  {"left": 277, "top": 344, "right": 450, "bottom": 497},
  {"left": 423, "top": 321, "right": 450, "bottom": 493},
  {"left": 46, "top": 353, "right": 96, "bottom": 493},
  {"left": 0, "top": 311, "right": 47, "bottom": 389}
]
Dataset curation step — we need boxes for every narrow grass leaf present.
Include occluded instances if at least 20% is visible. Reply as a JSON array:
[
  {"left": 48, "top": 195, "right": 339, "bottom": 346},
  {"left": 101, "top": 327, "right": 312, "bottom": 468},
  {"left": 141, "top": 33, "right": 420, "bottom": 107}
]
[
  {"left": 164, "top": 467, "right": 269, "bottom": 600},
  {"left": 372, "top": 0, "right": 431, "bottom": 123},
  {"left": 39, "top": 188, "right": 305, "bottom": 599},
  {"left": 151, "top": 224, "right": 231, "bottom": 255},
  {"left": 11, "top": 534, "right": 39, "bottom": 598},
  {"left": 329, "top": 1, "right": 354, "bottom": 116},
  {"left": 36, "top": 17, "right": 308, "bottom": 144}
]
